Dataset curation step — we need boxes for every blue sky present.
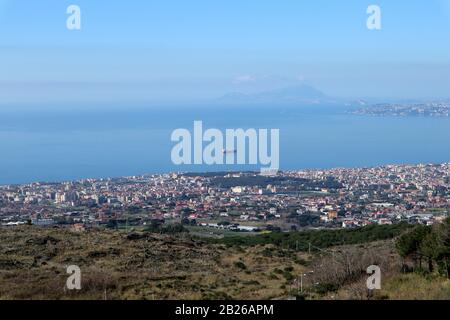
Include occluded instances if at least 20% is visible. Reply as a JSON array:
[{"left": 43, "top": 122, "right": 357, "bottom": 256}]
[{"left": 1, "top": 0, "right": 450, "bottom": 105}]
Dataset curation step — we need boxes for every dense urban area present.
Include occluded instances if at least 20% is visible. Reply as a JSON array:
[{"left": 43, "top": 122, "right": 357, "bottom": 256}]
[
  {"left": 353, "top": 102, "right": 450, "bottom": 117},
  {"left": 1, "top": 163, "right": 449, "bottom": 236}
]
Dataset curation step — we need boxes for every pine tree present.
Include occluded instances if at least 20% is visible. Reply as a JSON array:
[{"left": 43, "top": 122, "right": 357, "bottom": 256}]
[{"left": 435, "top": 218, "right": 450, "bottom": 278}]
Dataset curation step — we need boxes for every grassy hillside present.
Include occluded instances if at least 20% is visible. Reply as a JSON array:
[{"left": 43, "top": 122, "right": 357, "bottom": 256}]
[
  {"left": 0, "top": 224, "right": 448, "bottom": 300},
  {"left": 331, "top": 273, "right": 450, "bottom": 300},
  {"left": 0, "top": 226, "right": 310, "bottom": 300}
]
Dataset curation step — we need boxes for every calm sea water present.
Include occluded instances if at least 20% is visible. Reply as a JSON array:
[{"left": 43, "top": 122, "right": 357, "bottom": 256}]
[{"left": 0, "top": 104, "right": 449, "bottom": 184}]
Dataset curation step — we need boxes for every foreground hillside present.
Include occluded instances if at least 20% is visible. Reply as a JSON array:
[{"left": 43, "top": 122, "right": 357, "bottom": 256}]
[
  {"left": 0, "top": 225, "right": 448, "bottom": 300},
  {"left": 0, "top": 226, "right": 310, "bottom": 300}
]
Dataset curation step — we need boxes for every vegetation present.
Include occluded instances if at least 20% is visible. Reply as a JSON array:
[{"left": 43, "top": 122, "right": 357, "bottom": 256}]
[
  {"left": 314, "top": 218, "right": 450, "bottom": 300},
  {"left": 373, "top": 273, "right": 450, "bottom": 300},
  {"left": 210, "top": 175, "right": 342, "bottom": 190},
  {"left": 396, "top": 217, "right": 450, "bottom": 277},
  {"left": 0, "top": 220, "right": 448, "bottom": 300},
  {"left": 144, "top": 222, "right": 188, "bottom": 234},
  {"left": 0, "top": 226, "right": 308, "bottom": 300},
  {"left": 214, "top": 223, "right": 412, "bottom": 251}
]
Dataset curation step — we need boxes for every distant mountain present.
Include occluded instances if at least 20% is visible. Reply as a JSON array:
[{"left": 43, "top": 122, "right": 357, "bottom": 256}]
[{"left": 217, "top": 85, "right": 338, "bottom": 105}]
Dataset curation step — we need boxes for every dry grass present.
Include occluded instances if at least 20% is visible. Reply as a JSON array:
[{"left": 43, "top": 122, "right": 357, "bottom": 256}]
[
  {"left": 0, "top": 226, "right": 308, "bottom": 300},
  {"left": 2, "top": 226, "right": 447, "bottom": 300},
  {"left": 374, "top": 273, "right": 450, "bottom": 300}
]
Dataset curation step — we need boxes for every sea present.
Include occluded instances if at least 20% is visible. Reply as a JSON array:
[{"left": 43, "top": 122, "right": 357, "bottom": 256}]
[{"left": 0, "top": 104, "right": 449, "bottom": 185}]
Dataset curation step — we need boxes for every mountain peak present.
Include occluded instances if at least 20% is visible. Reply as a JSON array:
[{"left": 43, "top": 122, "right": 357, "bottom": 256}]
[{"left": 217, "top": 85, "right": 332, "bottom": 105}]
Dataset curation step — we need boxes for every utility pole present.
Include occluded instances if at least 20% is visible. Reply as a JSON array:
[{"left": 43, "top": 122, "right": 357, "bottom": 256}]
[{"left": 298, "top": 271, "right": 314, "bottom": 296}]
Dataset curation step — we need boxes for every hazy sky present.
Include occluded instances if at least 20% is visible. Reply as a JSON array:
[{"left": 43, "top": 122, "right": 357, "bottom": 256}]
[{"left": 1, "top": 0, "right": 450, "bottom": 105}]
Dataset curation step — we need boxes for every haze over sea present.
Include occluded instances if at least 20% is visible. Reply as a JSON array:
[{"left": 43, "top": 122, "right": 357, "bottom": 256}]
[{"left": 0, "top": 104, "right": 449, "bottom": 185}]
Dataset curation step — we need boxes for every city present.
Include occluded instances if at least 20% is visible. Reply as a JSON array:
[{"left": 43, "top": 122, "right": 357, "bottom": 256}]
[
  {"left": 353, "top": 102, "right": 450, "bottom": 117},
  {"left": 1, "top": 163, "right": 448, "bottom": 235}
]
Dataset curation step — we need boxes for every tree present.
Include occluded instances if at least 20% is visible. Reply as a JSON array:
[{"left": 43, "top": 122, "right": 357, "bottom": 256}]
[
  {"left": 419, "top": 231, "right": 439, "bottom": 272},
  {"left": 396, "top": 225, "right": 431, "bottom": 270},
  {"left": 434, "top": 218, "right": 450, "bottom": 278},
  {"left": 396, "top": 218, "right": 450, "bottom": 278}
]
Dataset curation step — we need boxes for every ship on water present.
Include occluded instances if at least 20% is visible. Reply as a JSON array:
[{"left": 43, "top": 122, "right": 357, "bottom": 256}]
[{"left": 222, "top": 149, "right": 237, "bottom": 155}]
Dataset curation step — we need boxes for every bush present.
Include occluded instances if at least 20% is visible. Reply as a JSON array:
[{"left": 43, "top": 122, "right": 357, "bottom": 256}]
[
  {"left": 234, "top": 261, "right": 247, "bottom": 270},
  {"left": 144, "top": 223, "right": 188, "bottom": 234}
]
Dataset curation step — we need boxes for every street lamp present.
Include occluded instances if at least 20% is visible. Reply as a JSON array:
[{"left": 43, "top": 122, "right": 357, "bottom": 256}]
[{"left": 297, "top": 271, "right": 314, "bottom": 295}]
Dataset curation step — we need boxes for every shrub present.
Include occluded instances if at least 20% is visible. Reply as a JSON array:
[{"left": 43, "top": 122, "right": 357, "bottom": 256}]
[{"left": 234, "top": 261, "right": 247, "bottom": 270}]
